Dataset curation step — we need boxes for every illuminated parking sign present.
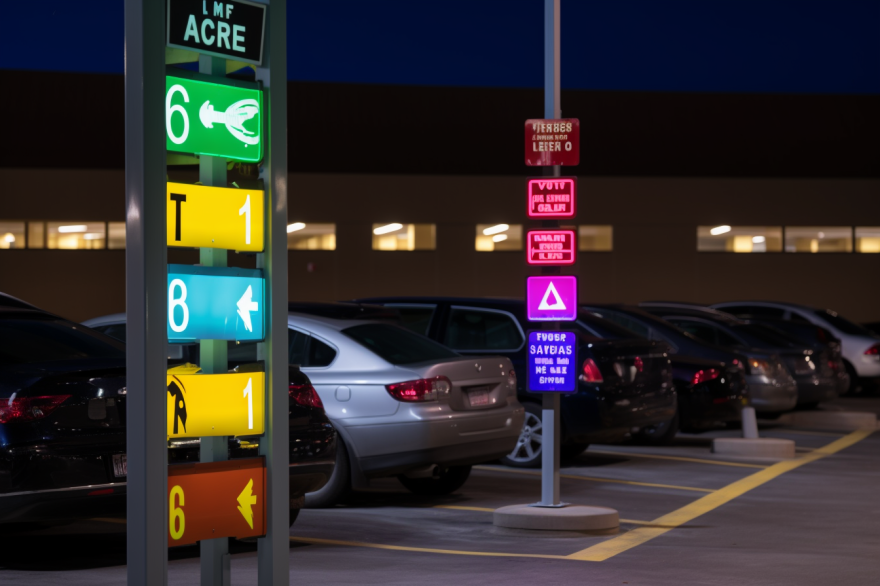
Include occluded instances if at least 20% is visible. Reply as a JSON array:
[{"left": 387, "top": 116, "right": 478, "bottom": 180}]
[
  {"left": 527, "top": 331, "right": 577, "bottom": 392},
  {"left": 526, "top": 276, "right": 578, "bottom": 321},
  {"left": 527, "top": 230, "right": 576, "bottom": 266},
  {"left": 167, "top": 182, "right": 264, "bottom": 252},
  {"left": 524, "top": 119, "right": 580, "bottom": 166},
  {"left": 167, "top": 0, "right": 267, "bottom": 65},
  {"left": 527, "top": 177, "right": 576, "bottom": 219}
]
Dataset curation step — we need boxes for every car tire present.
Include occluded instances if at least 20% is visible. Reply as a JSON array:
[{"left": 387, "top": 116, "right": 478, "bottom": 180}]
[
  {"left": 843, "top": 360, "right": 861, "bottom": 395},
  {"left": 304, "top": 438, "right": 351, "bottom": 508},
  {"left": 560, "top": 442, "right": 589, "bottom": 461},
  {"left": 500, "top": 402, "right": 544, "bottom": 468},
  {"left": 635, "top": 407, "right": 679, "bottom": 446},
  {"left": 397, "top": 465, "right": 472, "bottom": 496},
  {"left": 289, "top": 507, "right": 300, "bottom": 528}
]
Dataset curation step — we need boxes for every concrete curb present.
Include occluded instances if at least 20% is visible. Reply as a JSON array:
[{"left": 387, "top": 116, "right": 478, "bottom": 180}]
[
  {"left": 493, "top": 504, "right": 619, "bottom": 531},
  {"left": 712, "top": 438, "right": 796, "bottom": 459},
  {"left": 777, "top": 411, "right": 877, "bottom": 431}
]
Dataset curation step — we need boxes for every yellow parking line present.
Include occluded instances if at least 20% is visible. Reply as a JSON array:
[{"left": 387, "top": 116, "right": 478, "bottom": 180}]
[
  {"left": 586, "top": 449, "right": 767, "bottom": 469},
  {"left": 770, "top": 429, "right": 845, "bottom": 438},
  {"left": 289, "top": 536, "right": 571, "bottom": 560},
  {"left": 566, "top": 427, "right": 876, "bottom": 561},
  {"left": 474, "top": 465, "right": 715, "bottom": 493},
  {"left": 431, "top": 505, "right": 651, "bottom": 526}
]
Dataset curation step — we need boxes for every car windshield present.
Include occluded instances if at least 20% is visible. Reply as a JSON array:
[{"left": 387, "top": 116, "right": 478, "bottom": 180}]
[
  {"left": 814, "top": 310, "right": 875, "bottom": 337},
  {"left": 576, "top": 310, "right": 643, "bottom": 340},
  {"left": 731, "top": 323, "right": 800, "bottom": 348},
  {"left": 0, "top": 317, "right": 125, "bottom": 365},
  {"left": 343, "top": 323, "right": 459, "bottom": 365}
]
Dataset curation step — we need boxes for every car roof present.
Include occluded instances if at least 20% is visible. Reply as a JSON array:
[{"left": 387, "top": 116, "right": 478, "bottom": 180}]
[
  {"left": 0, "top": 292, "right": 41, "bottom": 310},
  {"left": 288, "top": 302, "right": 400, "bottom": 322},
  {"left": 638, "top": 303, "right": 746, "bottom": 325},
  {"left": 711, "top": 300, "right": 820, "bottom": 312}
]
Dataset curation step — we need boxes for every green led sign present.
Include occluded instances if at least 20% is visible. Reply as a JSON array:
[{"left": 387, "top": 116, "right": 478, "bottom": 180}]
[{"left": 166, "top": 76, "right": 263, "bottom": 163}]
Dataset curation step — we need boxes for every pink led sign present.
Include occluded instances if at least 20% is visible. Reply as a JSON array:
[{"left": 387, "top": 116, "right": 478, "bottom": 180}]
[
  {"left": 524, "top": 119, "right": 580, "bottom": 166},
  {"left": 527, "top": 177, "right": 576, "bottom": 219},
  {"left": 527, "top": 230, "right": 576, "bottom": 266},
  {"left": 526, "top": 276, "right": 578, "bottom": 322}
]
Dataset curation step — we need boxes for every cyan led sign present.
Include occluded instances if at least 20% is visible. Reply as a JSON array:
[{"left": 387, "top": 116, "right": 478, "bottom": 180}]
[{"left": 167, "top": 264, "right": 264, "bottom": 342}]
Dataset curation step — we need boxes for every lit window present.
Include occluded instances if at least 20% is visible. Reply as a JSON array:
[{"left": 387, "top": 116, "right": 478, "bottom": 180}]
[
  {"left": 372, "top": 224, "right": 436, "bottom": 251},
  {"left": 47, "top": 222, "right": 107, "bottom": 249},
  {"left": 578, "top": 225, "right": 613, "bottom": 251},
  {"left": 27, "top": 222, "right": 45, "bottom": 249},
  {"left": 697, "top": 226, "right": 782, "bottom": 253},
  {"left": 0, "top": 222, "right": 25, "bottom": 249},
  {"left": 855, "top": 227, "right": 880, "bottom": 253},
  {"left": 108, "top": 222, "right": 126, "bottom": 249},
  {"left": 287, "top": 223, "right": 336, "bottom": 250},
  {"left": 784, "top": 227, "right": 852, "bottom": 253},
  {"left": 475, "top": 224, "right": 523, "bottom": 251}
]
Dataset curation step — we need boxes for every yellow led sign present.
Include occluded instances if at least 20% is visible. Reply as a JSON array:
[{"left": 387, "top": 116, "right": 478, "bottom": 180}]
[
  {"left": 167, "top": 182, "right": 264, "bottom": 252},
  {"left": 167, "top": 371, "right": 265, "bottom": 438}
]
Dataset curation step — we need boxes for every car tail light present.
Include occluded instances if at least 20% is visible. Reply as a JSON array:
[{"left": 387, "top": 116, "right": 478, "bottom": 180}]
[
  {"left": 816, "top": 328, "right": 828, "bottom": 344},
  {"left": 289, "top": 383, "right": 323, "bottom": 409},
  {"left": 508, "top": 370, "right": 517, "bottom": 388},
  {"left": 829, "top": 360, "right": 839, "bottom": 372},
  {"left": 634, "top": 356, "right": 644, "bottom": 372},
  {"left": 865, "top": 344, "right": 880, "bottom": 356},
  {"left": 748, "top": 359, "right": 773, "bottom": 376},
  {"left": 386, "top": 376, "right": 451, "bottom": 402},
  {"left": 692, "top": 369, "right": 721, "bottom": 385},
  {"left": 0, "top": 395, "right": 71, "bottom": 424},
  {"left": 581, "top": 359, "right": 604, "bottom": 383}
]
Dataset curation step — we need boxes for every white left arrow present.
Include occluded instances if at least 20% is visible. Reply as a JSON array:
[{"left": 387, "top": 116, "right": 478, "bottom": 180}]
[{"left": 236, "top": 285, "right": 258, "bottom": 332}]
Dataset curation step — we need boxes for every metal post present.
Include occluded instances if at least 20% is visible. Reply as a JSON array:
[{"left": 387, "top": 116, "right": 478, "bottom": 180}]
[
  {"left": 124, "top": 1, "right": 168, "bottom": 584},
  {"left": 198, "top": 54, "right": 231, "bottom": 586},
  {"left": 538, "top": 0, "right": 563, "bottom": 508},
  {"left": 254, "top": 1, "right": 290, "bottom": 584}
]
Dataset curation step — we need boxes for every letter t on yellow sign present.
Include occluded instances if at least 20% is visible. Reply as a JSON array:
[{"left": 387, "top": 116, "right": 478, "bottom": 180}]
[{"left": 167, "top": 182, "right": 264, "bottom": 252}]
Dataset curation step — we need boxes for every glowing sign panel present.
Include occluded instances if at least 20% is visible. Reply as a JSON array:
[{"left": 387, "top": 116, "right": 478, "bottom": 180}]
[
  {"left": 167, "top": 0, "right": 267, "bottom": 65},
  {"left": 526, "top": 276, "right": 578, "bottom": 322},
  {"left": 527, "top": 331, "right": 577, "bottom": 392},
  {"left": 527, "top": 230, "right": 576, "bottom": 265},
  {"left": 166, "top": 75, "right": 263, "bottom": 162},
  {"left": 167, "top": 182, "right": 264, "bottom": 252},
  {"left": 168, "top": 458, "right": 266, "bottom": 546},
  {"left": 167, "top": 264, "right": 264, "bottom": 342},
  {"left": 527, "top": 177, "right": 576, "bottom": 219},
  {"left": 167, "top": 369, "right": 264, "bottom": 438},
  {"left": 524, "top": 119, "right": 580, "bottom": 166}
]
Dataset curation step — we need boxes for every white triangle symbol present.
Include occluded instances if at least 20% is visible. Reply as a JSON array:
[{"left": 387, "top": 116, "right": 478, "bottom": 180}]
[{"left": 538, "top": 281, "right": 567, "bottom": 310}]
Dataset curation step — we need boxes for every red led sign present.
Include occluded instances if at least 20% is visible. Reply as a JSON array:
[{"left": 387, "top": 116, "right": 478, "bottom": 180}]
[
  {"left": 527, "top": 177, "right": 576, "bottom": 219},
  {"left": 527, "top": 230, "right": 576, "bottom": 266},
  {"left": 524, "top": 118, "right": 580, "bottom": 166}
]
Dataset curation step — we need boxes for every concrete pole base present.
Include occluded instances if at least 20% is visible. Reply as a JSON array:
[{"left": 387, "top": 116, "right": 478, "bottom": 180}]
[
  {"left": 777, "top": 410, "right": 877, "bottom": 431},
  {"left": 712, "top": 438, "right": 795, "bottom": 459},
  {"left": 493, "top": 504, "right": 619, "bottom": 531}
]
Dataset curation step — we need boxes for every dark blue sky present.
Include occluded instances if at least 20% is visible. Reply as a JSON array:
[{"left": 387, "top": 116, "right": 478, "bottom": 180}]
[{"left": 1, "top": 0, "right": 877, "bottom": 93}]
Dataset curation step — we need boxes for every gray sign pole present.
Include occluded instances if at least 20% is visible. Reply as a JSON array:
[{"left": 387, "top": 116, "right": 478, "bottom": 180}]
[
  {"left": 124, "top": 1, "right": 169, "bottom": 584},
  {"left": 254, "top": 1, "right": 290, "bottom": 584},
  {"left": 540, "top": 0, "right": 563, "bottom": 508}
]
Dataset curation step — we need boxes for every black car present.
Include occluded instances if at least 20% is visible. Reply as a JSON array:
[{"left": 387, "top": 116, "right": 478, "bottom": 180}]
[
  {"left": 354, "top": 297, "right": 676, "bottom": 466},
  {"left": 640, "top": 303, "right": 839, "bottom": 409},
  {"left": 0, "top": 306, "right": 335, "bottom": 531},
  {"left": 584, "top": 305, "right": 746, "bottom": 433}
]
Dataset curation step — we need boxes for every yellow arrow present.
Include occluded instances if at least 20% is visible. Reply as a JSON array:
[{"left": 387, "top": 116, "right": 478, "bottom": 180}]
[{"left": 237, "top": 478, "right": 257, "bottom": 529}]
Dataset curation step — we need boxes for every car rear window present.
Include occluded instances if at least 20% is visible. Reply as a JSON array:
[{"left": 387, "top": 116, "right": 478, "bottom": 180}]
[
  {"left": 576, "top": 311, "right": 643, "bottom": 339},
  {"left": 814, "top": 310, "right": 874, "bottom": 337},
  {"left": 731, "top": 323, "right": 800, "bottom": 348},
  {"left": 0, "top": 318, "right": 125, "bottom": 364},
  {"left": 343, "top": 323, "right": 458, "bottom": 365}
]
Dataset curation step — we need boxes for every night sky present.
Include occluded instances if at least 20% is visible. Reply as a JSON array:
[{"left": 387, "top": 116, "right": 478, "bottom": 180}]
[{"left": 1, "top": 0, "right": 877, "bottom": 93}]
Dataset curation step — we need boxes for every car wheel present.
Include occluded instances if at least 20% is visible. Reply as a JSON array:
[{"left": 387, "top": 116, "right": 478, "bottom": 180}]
[
  {"left": 289, "top": 507, "right": 300, "bottom": 528},
  {"left": 501, "top": 402, "right": 544, "bottom": 468},
  {"left": 560, "top": 442, "right": 589, "bottom": 461},
  {"left": 635, "top": 407, "right": 679, "bottom": 446},
  {"left": 397, "top": 465, "right": 472, "bottom": 496},
  {"left": 304, "top": 438, "right": 351, "bottom": 508},
  {"left": 843, "top": 360, "right": 861, "bottom": 395}
]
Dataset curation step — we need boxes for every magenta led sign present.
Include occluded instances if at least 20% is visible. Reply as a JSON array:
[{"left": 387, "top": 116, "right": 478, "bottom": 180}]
[
  {"left": 526, "top": 276, "right": 578, "bottom": 322},
  {"left": 527, "top": 177, "right": 576, "bottom": 219}
]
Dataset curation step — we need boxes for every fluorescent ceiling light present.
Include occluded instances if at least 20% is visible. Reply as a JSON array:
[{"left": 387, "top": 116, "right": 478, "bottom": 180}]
[
  {"left": 83, "top": 233, "right": 104, "bottom": 240},
  {"left": 373, "top": 223, "right": 403, "bottom": 235},
  {"left": 752, "top": 236, "right": 766, "bottom": 244},
  {"left": 58, "top": 225, "right": 88, "bottom": 233},
  {"left": 287, "top": 222, "right": 306, "bottom": 233},
  {"left": 483, "top": 224, "right": 509, "bottom": 236},
  {"left": 492, "top": 234, "right": 508, "bottom": 243},
  {"left": 710, "top": 225, "right": 731, "bottom": 236}
]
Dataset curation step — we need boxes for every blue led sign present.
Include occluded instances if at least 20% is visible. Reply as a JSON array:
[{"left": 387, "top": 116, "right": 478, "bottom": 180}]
[{"left": 527, "top": 331, "right": 577, "bottom": 392}]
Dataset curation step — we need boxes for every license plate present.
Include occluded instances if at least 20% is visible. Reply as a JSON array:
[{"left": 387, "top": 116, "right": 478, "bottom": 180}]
[
  {"left": 112, "top": 454, "right": 127, "bottom": 478},
  {"left": 468, "top": 389, "right": 490, "bottom": 407}
]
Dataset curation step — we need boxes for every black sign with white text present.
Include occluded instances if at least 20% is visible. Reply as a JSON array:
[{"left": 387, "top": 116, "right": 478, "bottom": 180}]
[{"left": 167, "top": 0, "right": 266, "bottom": 65}]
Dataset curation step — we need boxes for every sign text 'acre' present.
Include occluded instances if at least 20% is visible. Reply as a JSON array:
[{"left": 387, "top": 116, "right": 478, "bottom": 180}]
[
  {"left": 526, "top": 275, "right": 579, "bottom": 322},
  {"left": 167, "top": 182, "right": 264, "bottom": 252},
  {"left": 168, "top": 458, "right": 266, "bottom": 546},
  {"left": 167, "top": 370, "right": 265, "bottom": 438},
  {"left": 527, "top": 331, "right": 577, "bottom": 392},
  {"left": 527, "top": 177, "right": 576, "bottom": 219},
  {"left": 167, "top": 0, "right": 267, "bottom": 65},
  {"left": 167, "top": 265, "right": 265, "bottom": 342},
  {"left": 166, "top": 75, "right": 263, "bottom": 162},
  {"left": 524, "top": 119, "right": 580, "bottom": 166},
  {"left": 527, "top": 230, "right": 576, "bottom": 265}
]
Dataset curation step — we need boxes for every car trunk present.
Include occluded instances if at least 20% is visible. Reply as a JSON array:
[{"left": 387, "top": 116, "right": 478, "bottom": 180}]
[
  {"left": 400, "top": 356, "right": 512, "bottom": 412},
  {"left": 585, "top": 338, "right": 672, "bottom": 399}
]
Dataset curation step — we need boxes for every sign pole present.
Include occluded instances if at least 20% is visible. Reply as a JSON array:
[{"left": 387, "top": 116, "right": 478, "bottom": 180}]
[
  {"left": 125, "top": 1, "right": 168, "bottom": 584},
  {"left": 540, "top": 0, "right": 563, "bottom": 508},
  {"left": 254, "top": 1, "right": 290, "bottom": 584}
]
